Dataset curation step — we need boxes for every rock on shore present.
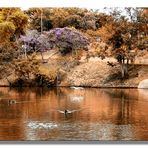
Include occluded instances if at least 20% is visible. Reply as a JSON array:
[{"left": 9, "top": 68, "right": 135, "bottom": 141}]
[{"left": 138, "top": 79, "right": 148, "bottom": 89}]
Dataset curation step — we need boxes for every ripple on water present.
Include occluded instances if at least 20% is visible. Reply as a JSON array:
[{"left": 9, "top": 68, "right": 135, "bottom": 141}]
[{"left": 27, "top": 121, "right": 58, "bottom": 130}]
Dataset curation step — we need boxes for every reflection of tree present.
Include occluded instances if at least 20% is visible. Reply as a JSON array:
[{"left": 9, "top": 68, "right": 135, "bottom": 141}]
[
  {"left": 104, "top": 89, "right": 138, "bottom": 140},
  {"left": 104, "top": 89, "right": 130, "bottom": 99},
  {"left": 105, "top": 89, "right": 137, "bottom": 124},
  {"left": 1, "top": 87, "right": 148, "bottom": 140},
  {"left": 54, "top": 87, "right": 69, "bottom": 109},
  {"left": 0, "top": 90, "right": 27, "bottom": 140},
  {"left": 9, "top": 87, "right": 55, "bottom": 100},
  {"left": 55, "top": 88, "right": 83, "bottom": 110}
]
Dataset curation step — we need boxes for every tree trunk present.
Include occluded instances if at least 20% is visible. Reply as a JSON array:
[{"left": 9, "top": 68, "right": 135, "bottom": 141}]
[
  {"left": 6, "top": 77, "right": 12, "bottom": 86},
  {"left": 121, "top": 63, "right": 125, "bottom": 78},
  {"left": 120, "top": 63, "right": 128, "bottom": 79},
  {"left": 41, "top": 52, "right": 44, "bottom": 62},
  {"left": 24, "top": 48, "right": 27, "bottom": 59}
]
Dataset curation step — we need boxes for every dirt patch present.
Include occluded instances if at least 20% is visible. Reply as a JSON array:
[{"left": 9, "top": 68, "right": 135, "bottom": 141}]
[{"left": 60, "top": 60, "right": 148, "bottom": 88}]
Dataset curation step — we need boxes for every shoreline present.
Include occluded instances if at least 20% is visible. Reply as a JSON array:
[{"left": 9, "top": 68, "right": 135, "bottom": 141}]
[
  {"left": 0, "top": 59, "right": 147, "bottom": 89},
  {"left": 0, "top": 85, "right": 139, "bottom": 89}
]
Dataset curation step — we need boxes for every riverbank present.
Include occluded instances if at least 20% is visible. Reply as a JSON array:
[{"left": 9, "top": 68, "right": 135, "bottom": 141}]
[
  {"left": 59, "top": 60, "right": 148, "bottom": 88},
  {"left": 0, "top": 55, "right": 148, "bottom": 88}
]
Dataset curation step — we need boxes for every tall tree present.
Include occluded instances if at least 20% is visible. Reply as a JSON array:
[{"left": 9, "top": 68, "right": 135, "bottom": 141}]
[
  {"left": 0, "top": 8, "right": 28, "bottom": 39},
  {"left": 97, "top": 8, "right": 147, "bottom": 78},
  {"left": 0, "top": 8, "right": 28, "bottom": 80}
]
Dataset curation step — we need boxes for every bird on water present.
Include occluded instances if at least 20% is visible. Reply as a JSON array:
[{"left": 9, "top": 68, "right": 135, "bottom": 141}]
[
  {"left": 8, "top": 99, "right": 34, "bottom": 105},
  {"left": 8, "top": 100, "right": 16, "bottom": 105},
  {"left": 57, "top": 109, "right": 73, "bottom": 115},
  {"left": 56, "top": 108, "right": 86, "bottom": 115}
]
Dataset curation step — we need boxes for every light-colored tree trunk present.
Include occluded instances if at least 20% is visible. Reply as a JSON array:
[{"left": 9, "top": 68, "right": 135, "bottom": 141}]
[
  {"left": 40, "top": 51, "right": 44, "bottom": 62},
  {"left": 120, "top": 63, "right": 128, "bottom": 78},
  {"left": 121, "top": 63, "right": 125, "bottom": 78},
  {"left": 41, "top": 8, "right": 43, "bottom": 34},
  {"left": 24, "top": 48, "right": 27, "bottom": 59}
]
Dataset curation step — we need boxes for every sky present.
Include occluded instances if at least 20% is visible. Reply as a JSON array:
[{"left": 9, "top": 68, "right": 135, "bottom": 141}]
[{"left": 0, "top": 0, "right": 147, "bottom": 10}]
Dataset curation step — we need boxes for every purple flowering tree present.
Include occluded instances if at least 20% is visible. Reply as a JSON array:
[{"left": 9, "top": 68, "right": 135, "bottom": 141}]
[
  {"left": 20, "top": 27, "right": 89, "bottom": 59},
  {"left": 20, "top": 30, "right": 50, "bottom": 60},
  {"left": 46, "top": 27, "right": 89, "bottom": 54},
  {"left": 20, "top": 30, "right": 40, "bottom": 58}
]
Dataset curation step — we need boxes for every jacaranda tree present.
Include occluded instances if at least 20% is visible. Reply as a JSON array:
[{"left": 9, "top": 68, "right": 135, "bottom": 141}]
[
  {"left": 20, "top": 27, "right": 90, "bottom": 56},
  {"left": 45, "top": 27, "right": 90, "bottom": 54}
]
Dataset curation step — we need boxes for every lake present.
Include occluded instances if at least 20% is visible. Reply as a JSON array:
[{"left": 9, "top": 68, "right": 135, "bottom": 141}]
[{"left": 0, "top": 87, "right": 148, "bottom": 141}]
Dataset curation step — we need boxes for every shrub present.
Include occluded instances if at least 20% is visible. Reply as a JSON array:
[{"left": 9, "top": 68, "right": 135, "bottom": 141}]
[
  {"left": 35, "top": 66, "right": 57, "bottom": 87},
  {"left": 13, "top": 54, "right": 39, "bottom": 80}
]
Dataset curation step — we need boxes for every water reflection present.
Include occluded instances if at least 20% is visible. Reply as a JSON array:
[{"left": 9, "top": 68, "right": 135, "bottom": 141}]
[
  {"left": 27, "top": 121, "right": 58, "bottom": 129},
  {"left": 0, "top": 87, "right": 148, "bottom": 140},
  {"left": 70, "top": 95, "right": 84, "bottom": 102}
]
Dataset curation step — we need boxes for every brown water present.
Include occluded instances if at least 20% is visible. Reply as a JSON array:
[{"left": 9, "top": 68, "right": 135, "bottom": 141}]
[{"left": 0, "top": 87, "right": 148, "bottom": 141}]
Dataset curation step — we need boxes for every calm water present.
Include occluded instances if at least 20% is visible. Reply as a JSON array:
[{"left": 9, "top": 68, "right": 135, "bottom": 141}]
[{"left": 0, "top": 87, "right": 148, "bottom": 141}]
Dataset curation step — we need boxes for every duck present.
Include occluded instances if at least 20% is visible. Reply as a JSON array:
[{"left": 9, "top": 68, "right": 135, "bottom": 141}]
[
  {"left": 8, "top": 100, "right": 33, "bottom": 105},
  {"left": 57, "top": 108, "right": 85, "bottom": 115},
  {"left": 57, "top": 109, "right": 70, "bottom": 115},
  {"left": 8, "top": 100, "right": 17, "bottom": 105}
]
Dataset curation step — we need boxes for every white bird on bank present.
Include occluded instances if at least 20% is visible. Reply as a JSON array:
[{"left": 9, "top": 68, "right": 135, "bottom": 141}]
[{"left": 70, "top": 87, "right": 84, "bottom": 90}]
